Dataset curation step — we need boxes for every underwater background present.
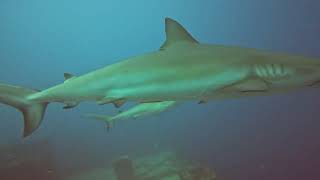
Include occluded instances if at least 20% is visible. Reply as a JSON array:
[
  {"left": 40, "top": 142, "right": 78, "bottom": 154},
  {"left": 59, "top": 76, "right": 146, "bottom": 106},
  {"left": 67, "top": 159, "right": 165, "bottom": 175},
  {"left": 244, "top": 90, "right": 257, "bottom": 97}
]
[{"left": 0, "top": 0, "right": 320, "bottom": 179}]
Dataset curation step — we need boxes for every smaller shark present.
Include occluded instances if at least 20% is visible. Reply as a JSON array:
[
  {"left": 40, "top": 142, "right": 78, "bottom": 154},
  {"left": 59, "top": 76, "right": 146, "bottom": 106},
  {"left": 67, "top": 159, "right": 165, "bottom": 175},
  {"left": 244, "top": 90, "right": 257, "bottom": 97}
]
[
  {"left": 82, "top": 101, "right": 178, "bottom": 130},
  {"left": 0, "top": 84, "right": 48, "bottom": 137}
]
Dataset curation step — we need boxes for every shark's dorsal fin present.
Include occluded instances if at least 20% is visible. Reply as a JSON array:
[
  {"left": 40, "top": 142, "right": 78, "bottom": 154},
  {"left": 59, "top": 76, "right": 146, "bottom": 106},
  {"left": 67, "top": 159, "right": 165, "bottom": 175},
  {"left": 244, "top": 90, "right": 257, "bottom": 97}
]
[
  {"left": 160, "top": 18, "right": 199, "bottom": 50},
  {"left": 64, "top": 73, "right": 74, "bottom": 80},
  {"left": 64, "top": 73, "right": 76, "bottom": 83}
]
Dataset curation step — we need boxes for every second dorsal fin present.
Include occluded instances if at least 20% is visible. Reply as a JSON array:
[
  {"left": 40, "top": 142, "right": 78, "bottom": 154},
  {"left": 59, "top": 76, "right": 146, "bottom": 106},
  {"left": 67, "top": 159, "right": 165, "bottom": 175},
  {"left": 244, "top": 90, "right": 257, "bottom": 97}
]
[{"left": 63, "top": 73, "right": 76, "bottom": 83}]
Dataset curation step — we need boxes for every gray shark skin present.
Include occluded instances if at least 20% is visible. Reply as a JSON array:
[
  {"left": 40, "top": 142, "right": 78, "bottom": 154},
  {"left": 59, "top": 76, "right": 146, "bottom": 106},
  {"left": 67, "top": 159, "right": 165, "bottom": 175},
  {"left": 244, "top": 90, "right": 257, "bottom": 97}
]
[
  {"left": 0, "top": 84, "right": 48, "bottom": 137},
  {"left": 83, "top": 101, "right": 178, "bottom": 129}
]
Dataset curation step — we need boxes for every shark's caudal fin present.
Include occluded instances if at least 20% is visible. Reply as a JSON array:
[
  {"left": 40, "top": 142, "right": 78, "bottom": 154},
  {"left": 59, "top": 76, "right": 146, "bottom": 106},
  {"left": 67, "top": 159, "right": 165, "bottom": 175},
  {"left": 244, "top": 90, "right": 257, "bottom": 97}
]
[
  {"left": 0, "top": 83, "right": 48, "bottom": 137},
  {"left": 82, "top": 113, "right": 114, "bottom": 131},
  {"left": 21, "top": 102, "right": 48, "bottom": 137}
]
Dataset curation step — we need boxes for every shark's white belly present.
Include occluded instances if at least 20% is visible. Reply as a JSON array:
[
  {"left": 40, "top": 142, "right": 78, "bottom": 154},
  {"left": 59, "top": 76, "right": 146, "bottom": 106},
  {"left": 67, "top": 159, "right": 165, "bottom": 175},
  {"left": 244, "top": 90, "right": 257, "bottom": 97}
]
[{"left": 105, "top": 67, "right": 250, "bottom": 101}]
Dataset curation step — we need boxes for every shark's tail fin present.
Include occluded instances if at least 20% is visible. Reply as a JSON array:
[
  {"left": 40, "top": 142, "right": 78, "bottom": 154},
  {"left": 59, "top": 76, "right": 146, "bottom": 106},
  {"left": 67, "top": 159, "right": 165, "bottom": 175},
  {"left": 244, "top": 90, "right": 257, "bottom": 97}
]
[
  {"left": 0, "top": 83, "right": 48, "bottom": 137},
  {"left": 82, "top": 113, "right": 114, "bottom": 131},
  {"left": 21, "top": 102, "right": 48, "bottom": 137}
]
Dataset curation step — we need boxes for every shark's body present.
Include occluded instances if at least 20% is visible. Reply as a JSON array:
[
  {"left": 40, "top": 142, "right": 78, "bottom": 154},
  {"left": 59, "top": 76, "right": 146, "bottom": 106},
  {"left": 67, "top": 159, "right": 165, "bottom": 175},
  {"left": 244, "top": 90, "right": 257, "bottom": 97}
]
[
  {"left": 83, "top": 101, "right": 178, "bottom": 129},
  {"left": 1, "top": 17, "right": 320, "bottom": 136},
  {"left": 27, "top": 18, "right": 320, "bottom": 105}
]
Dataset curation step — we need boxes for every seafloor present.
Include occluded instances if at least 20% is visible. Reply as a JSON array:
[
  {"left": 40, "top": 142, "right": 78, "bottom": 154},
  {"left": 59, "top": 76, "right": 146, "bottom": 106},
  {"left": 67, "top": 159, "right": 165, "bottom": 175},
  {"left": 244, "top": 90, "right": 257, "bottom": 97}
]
[
  {"left": 66, "top": 151, "right": 216, "bottom": 180},
  {"left": 0, "top": 139, "right": 216, "bottom": 180}
]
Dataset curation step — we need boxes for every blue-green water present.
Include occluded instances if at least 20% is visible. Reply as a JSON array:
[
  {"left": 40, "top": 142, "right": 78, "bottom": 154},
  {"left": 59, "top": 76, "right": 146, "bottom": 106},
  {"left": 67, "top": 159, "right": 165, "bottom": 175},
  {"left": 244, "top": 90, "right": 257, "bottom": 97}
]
[{"left": 0, "top": 0, "right": 320, "bottom": 179}]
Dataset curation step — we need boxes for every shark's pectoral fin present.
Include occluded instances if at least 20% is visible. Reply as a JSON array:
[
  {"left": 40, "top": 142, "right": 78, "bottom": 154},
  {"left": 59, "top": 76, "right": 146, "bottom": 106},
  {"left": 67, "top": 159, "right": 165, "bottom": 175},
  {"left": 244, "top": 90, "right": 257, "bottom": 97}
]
[
  {"left": 308, "top": 79, "right": 320, "bottom": 87},
  {"left": 63, "top": 101, "right": 79, "bottom": 109},
  {"left": 223, "top": 78, "right": 270, "bottom": 92},
  {"left": 237, "top": 79, "right": 269, "bottom": 92}
]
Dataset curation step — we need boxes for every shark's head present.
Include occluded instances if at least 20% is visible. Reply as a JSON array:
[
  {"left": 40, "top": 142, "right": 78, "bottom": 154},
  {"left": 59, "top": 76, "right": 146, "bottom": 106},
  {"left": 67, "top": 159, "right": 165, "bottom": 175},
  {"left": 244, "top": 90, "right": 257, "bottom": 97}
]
[{"left": 253, "top": 53, "right": 320, "bottom": 89}]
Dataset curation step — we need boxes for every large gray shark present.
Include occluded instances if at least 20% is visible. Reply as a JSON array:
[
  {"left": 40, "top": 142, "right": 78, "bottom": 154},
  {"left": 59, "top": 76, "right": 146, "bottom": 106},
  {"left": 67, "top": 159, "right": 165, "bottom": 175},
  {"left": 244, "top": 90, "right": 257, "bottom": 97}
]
[
  {"left": 26, "top": 18, "right": 320, "bottom": 104},
  {"left": 1, "top": 17, "right": 320, "bottom": 137},
  {"left": 82, "top": 101, "right": 178, "bottom": 130}
]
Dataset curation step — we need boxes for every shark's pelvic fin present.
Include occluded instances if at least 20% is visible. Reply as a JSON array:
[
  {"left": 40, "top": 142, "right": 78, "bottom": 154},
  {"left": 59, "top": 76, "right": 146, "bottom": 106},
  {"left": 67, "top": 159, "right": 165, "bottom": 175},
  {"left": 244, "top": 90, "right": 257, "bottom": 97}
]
[
  {"left": 97, "top": 97, "right": 125, "bottom": 107},
  {"left": 160, "top": 18, "right": 199, "bottom": 50},
  {"left": 0, "top": 83, "right": 48, "bottom": 137},
  {"left": 198, "top": 100, "right": 208, "bottom": 104},
  {"left": 97, "top": 98, "right": 113, "bottom": 105},
  {"left": 235, "top": 78, "right": 269, "bottom": 92},
  {"left": 63, "top": 101, "right": 79, "bottom": 109},
  {"left": 112, "top": 99, "right": 126, "bottom": 108}
]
